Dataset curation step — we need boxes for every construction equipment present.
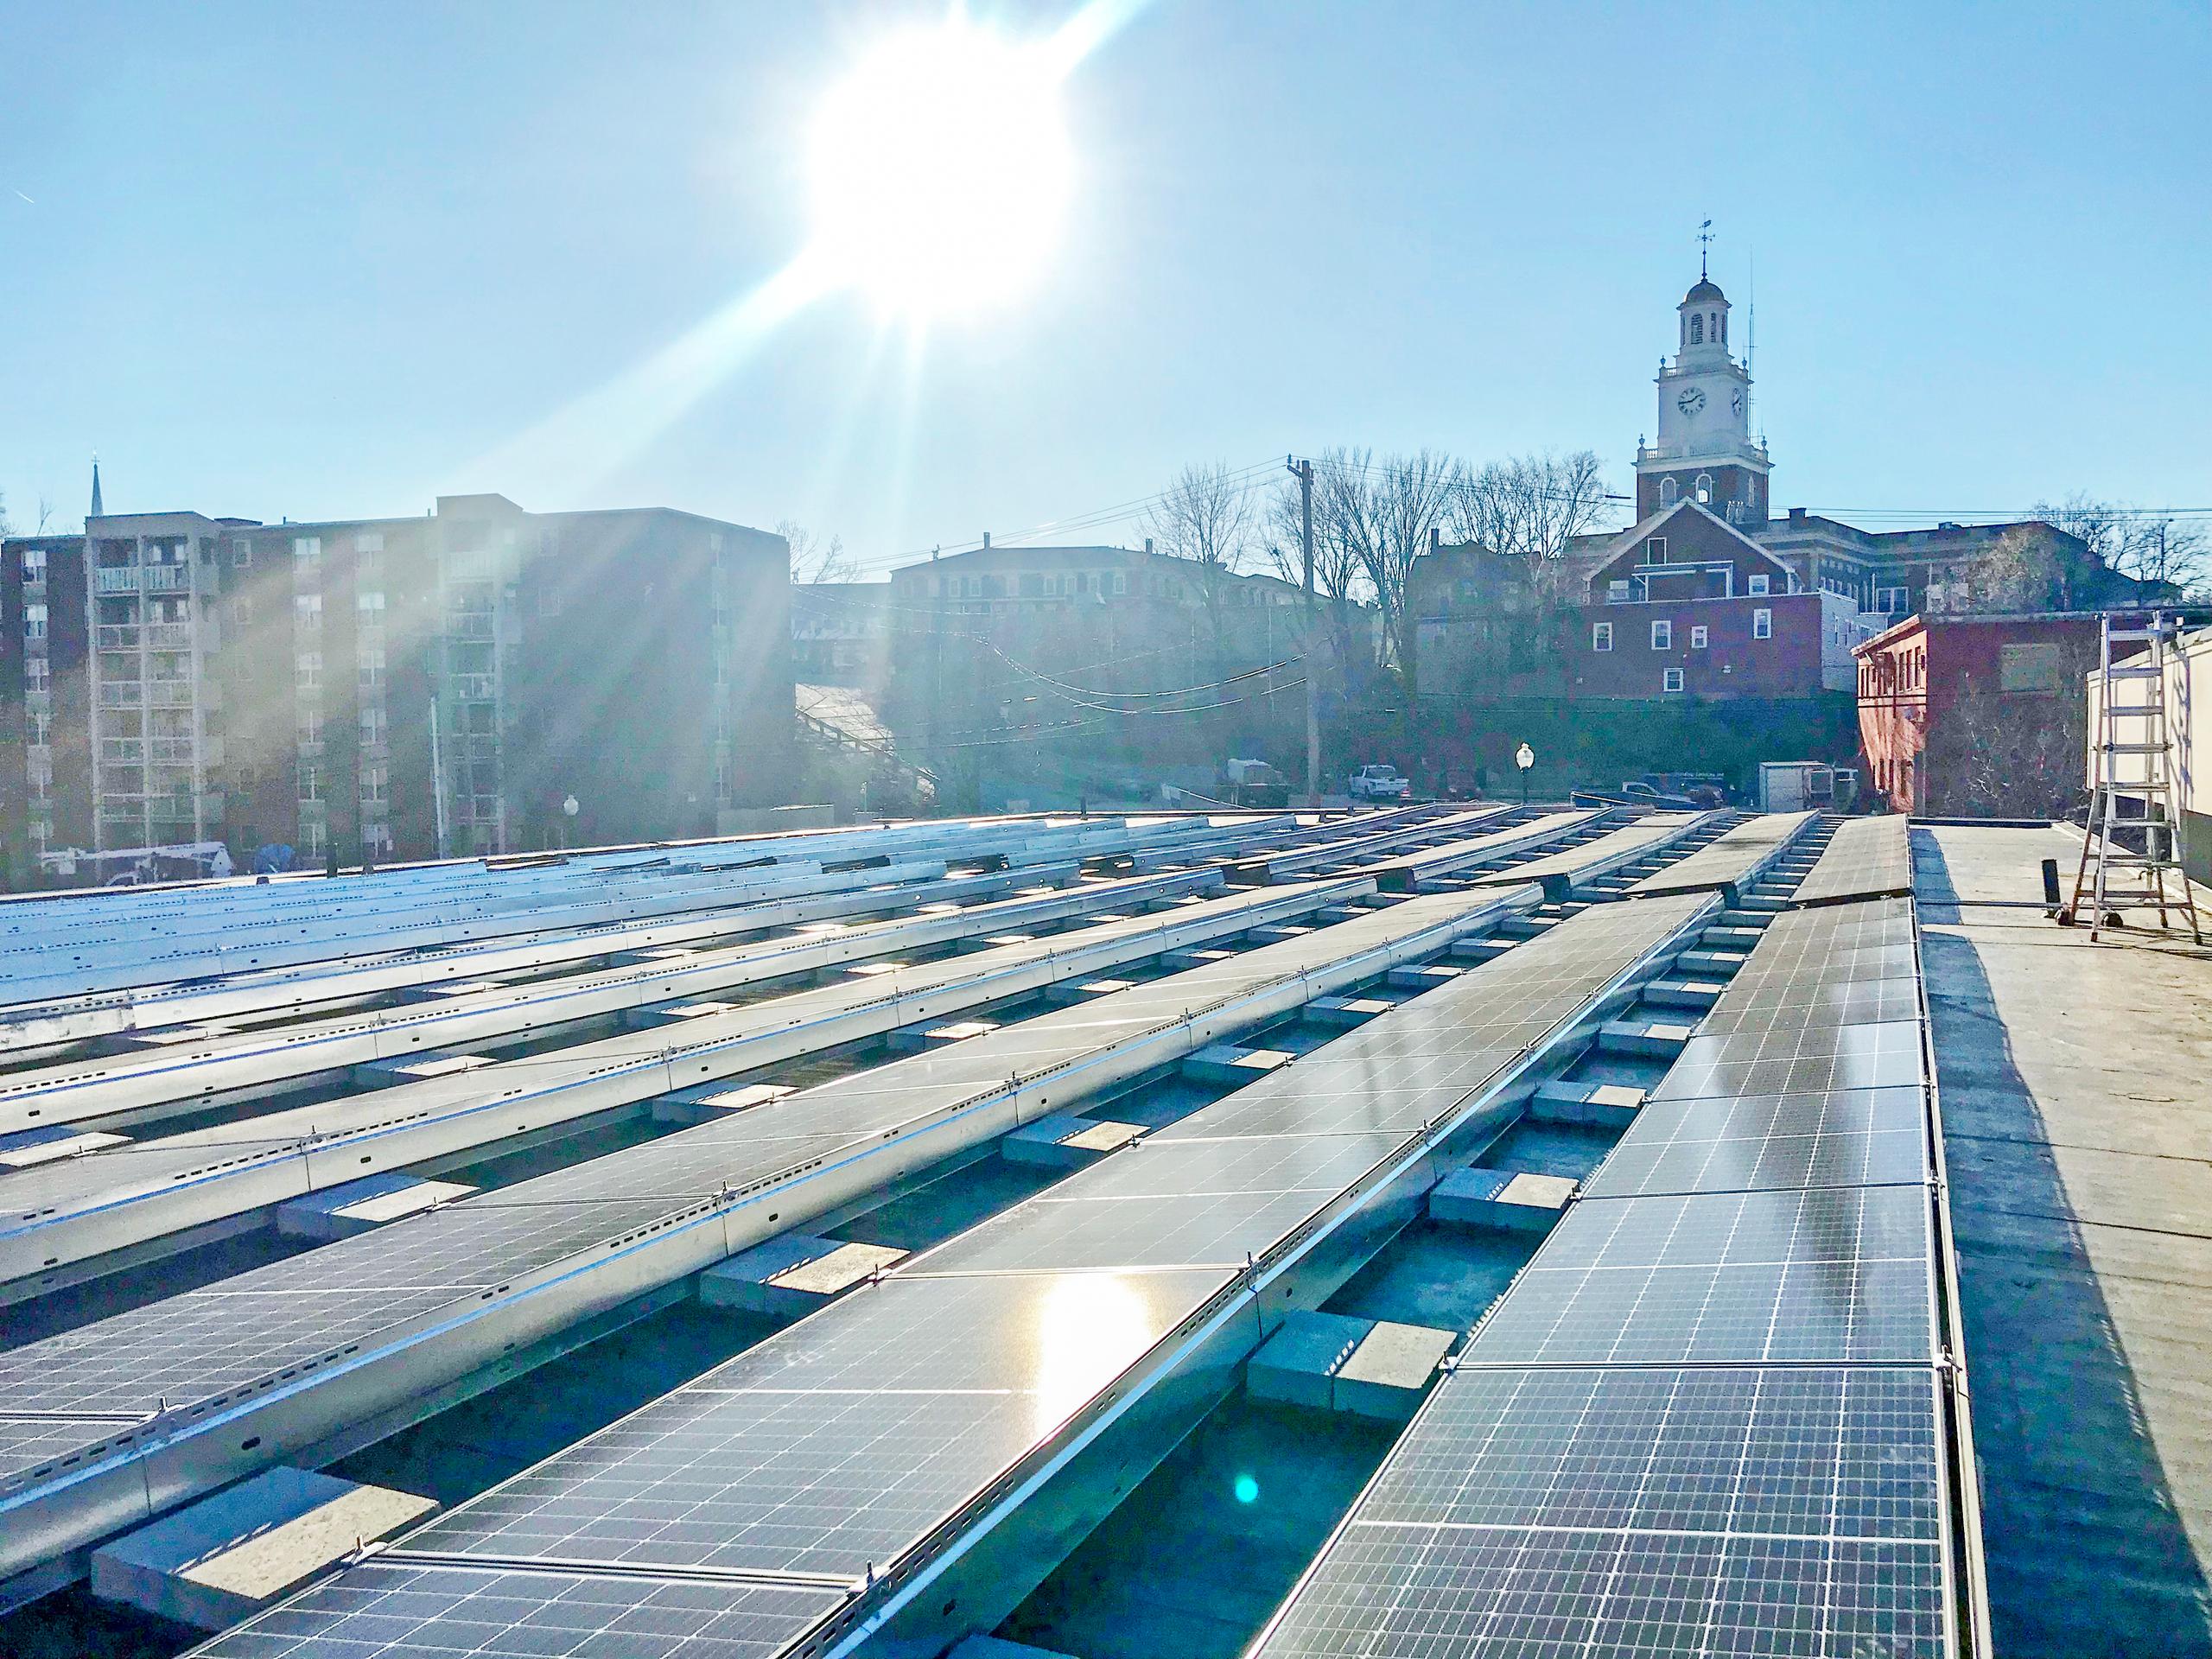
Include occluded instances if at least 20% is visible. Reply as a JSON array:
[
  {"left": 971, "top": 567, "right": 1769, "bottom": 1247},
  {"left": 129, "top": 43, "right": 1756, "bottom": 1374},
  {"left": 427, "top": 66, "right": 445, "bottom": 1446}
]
[{"left": 2066, "top": 613, "right": 2202, "bottom": 943}]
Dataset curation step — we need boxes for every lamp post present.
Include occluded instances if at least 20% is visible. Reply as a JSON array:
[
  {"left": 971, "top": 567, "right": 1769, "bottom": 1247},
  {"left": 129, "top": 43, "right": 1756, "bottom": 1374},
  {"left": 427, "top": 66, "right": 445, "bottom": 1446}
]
[
  {"left": 1515, "top": 742, "right": 1535, "bottom": 808},
  {"left": 562, "top": 793, "right": 579, "bottom": 850}
]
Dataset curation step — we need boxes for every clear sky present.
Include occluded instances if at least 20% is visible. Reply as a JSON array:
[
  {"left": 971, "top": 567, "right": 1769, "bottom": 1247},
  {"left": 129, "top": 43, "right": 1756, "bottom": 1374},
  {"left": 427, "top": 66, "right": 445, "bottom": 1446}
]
[{"left": 3, "top": 1, "right": 2206, "bottom": 569}]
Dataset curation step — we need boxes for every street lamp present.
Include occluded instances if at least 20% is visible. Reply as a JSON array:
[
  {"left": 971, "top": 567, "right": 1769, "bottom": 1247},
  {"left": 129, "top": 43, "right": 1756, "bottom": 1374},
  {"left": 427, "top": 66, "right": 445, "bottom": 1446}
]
[
  {"left": 562, "top": 793, "right": 579, "bottom": 849},
  {"left": 1515, "top": 742, "right": 1535, "bottom": 808}
]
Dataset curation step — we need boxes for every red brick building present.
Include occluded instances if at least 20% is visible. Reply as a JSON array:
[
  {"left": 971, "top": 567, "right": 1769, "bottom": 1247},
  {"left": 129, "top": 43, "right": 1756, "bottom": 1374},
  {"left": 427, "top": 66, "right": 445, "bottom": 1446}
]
[
  {"left": 1571, "top": 500, "right": 1863, "bottom": 700},
  {"left": 1853, "top": 611, "right": 2202, "bottom": 816}
]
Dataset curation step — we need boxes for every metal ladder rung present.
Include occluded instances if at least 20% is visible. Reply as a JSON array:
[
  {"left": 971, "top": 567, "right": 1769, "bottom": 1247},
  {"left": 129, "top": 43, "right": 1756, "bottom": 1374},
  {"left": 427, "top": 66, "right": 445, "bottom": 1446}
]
[
  {"left": 2099, "top": 743, "right": 2171, "bottom": 755},
  {"left": 2107, "top": 666, "right": 2164, "bottom": 679}
]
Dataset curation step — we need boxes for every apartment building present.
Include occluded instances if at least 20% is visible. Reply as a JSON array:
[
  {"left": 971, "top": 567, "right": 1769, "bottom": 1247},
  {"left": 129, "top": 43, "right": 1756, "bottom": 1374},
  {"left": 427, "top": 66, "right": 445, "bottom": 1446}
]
[{"left": 2, "top": 493, "right": 791, "bottom": 886}]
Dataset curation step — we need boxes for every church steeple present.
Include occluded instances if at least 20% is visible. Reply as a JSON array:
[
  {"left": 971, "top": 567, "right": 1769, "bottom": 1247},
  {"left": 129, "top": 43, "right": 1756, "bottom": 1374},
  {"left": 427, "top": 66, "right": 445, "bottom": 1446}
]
[{"left": 89, "top": 457, "right": 104, "bottom": 521}]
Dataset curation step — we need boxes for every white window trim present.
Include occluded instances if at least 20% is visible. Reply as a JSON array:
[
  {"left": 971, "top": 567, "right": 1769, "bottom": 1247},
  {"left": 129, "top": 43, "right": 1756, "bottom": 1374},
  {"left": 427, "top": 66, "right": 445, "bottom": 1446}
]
[
  {"left": 1650, "top": 620, "right": 1672, "bottom": 650},
  {"left": 1689, "top": 625, "right": 1708, "bottom": 650},
  {"left": 1592, "top": 621, "right": 1612, "bottom": 652},
  {"left": 1747, "top": 573, "right": 1770, "bottom": 596},
  {"left": 1752, "top": 607, "right": 1773, "bottom": 640},
  {"left": 1662, "top": 667, "right": 1685, "bottom": 693}
]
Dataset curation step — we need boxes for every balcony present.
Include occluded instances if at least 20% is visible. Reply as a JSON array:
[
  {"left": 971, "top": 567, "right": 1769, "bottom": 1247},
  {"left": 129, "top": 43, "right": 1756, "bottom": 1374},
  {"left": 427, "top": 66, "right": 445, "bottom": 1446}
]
[
  {"left": 448, "top": 673, "right": 496, "bottom": 700},
  {"left": 145, "top": 622, "right": 194, "bottom": 648},
  {"left": 448, "top": 614, "right": 496, "bottom": 642},
  {"left": 97, "top": 624, "right": 141, "bottom": 649},
  {"left": 100, "top": 739, "right": 143, "bottom": 764},
  {"left": 98, "top": 682, "right": 146, "bottom": 707},
  {"left": 147, "top": 679, "right": 195, "bottom": 708}
]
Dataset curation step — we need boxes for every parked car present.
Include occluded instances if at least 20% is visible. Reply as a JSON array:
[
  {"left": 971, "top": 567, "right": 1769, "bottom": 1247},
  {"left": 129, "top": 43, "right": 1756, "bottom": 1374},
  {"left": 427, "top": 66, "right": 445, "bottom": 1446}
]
[{"left": 1349, "top": 764, "right": 1411, "bottom": 801}]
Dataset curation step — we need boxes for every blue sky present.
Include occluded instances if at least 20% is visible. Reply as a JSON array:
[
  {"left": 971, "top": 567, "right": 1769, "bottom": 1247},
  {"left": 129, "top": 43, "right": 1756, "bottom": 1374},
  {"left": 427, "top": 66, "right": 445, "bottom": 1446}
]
[{"left": 2, "top": 1, "right": 2206, "bottom": 569}]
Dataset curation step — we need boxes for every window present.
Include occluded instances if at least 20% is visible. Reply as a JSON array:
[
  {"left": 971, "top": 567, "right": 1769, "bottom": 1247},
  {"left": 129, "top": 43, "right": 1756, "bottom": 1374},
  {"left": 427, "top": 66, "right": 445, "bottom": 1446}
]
[
  {"left": 1752, "top": 607, "right": 1772, "bottom": 640},
  {"left": 1690, "top": 625, "right": 1708, "bottom": 650},
  {"left": 358, "top": 589, "right": 385, "bottom": 613},
  {"left": 1592, "top": 621, "right": 1613, "bottom": 652},
  {"left": 1876, "top": 586, "right": 1909, "bottom": 614},
  {"left": 292, "top": 536, "right": 321, "bottom": 563},
  {"left": 295, "top": 593, "right": 322, "bottom": 629},
  {"left": 1690, "top": 314, "right": 1704, "bottom": 345},
  {"left": 1650, "top": 620, "right": 1672, "bottom": 650},
  {"left": 1660, "top": 478, "right": 1678, "bottom": 506},
  {"left": 296, "top": 651, "right": 322, "bottom": 689},
  {"left": 22, "top": 547, "right": 47, "bottom": 582},
  {"left": 1747, "top": 574, "right": 1770, "bottom": 596},
  {"left": 1662, "top": 667, "right": 1685, "bottom": 692},
  {"left": 1607, "top": 580, "right": 1630, "bottom": 602},
  {"left": 1643, "top": 537, "right": 1668, "bottom": 564},
  {"left": 359, "top": 707, "right": 389, "bottom": 744},
  {"left": 355, "top": 531, "right": 384, "bottom": 554},
  {"left": 1694, "top": 473, "right": 1713, "bottom": 502},
  {"left": 23, "top": 603, "right": 47, "bottom": 641},
  {"left": 26, "top": 658, "right": 49, "bottom": 690},
  {"left": 1112, "top": 571, "right": 1128, "bottom": 595},
  {"left": 232, "top": 539, "right": 253, "bottom": 567}
]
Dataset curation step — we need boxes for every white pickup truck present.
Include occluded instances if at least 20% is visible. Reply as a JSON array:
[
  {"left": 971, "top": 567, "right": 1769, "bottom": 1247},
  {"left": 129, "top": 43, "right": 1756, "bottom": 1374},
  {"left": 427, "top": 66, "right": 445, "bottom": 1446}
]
[{"left": 1348, "top": 764, "right": 1411, "bottom": 801}]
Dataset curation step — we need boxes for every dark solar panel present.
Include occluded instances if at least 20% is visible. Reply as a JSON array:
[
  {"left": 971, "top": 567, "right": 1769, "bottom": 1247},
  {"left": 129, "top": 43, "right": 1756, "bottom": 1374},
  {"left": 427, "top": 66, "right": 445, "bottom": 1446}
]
[
  {"left": 1251, "top": 1525, "right": 1948, "bottom": 1658},
  {"left": 188, "top": 1561, "right": 844, "bottom": 1659},
  {"left": 1462, "top": 1187, "right": 1935, "bottom": 1365},
  {"left": 1583, "top": 1088, "right": 1928, "bottom": 1198},
  {"left": 403, "top": 1268, "right": 1233, "bottom": 1580},
  {"left": 1357, "top": 1365, "right": 1942, "bottom": 1540},
  {"left": 1792, "top": 817, "right": 1915, "bottom": 906},
  {"left": 1650, "top": 1020, "right": 1925, "bottom": 1103}
]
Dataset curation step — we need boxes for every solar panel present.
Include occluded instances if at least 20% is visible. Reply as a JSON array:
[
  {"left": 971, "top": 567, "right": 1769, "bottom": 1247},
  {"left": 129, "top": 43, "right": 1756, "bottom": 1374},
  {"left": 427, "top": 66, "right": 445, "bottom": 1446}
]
[
  {"left": 188, "top": 1561, "right": 845, "bottom": 1659},
  {"left": 1692, "top": 976, "right": 1923, "bottom": 1038},
  {"left": 908, "top": 1132, "right": 1410, "bottom": 1274},
  {"left": 401, "top": 1268, "right": 1235, "bottom": 1580},
  {"left": 1792, "top": 816, "right": 1915, "bottom": 907},
  {"left": 1651, "top": 1020, "right": 1926, "bottom": 1103},
  {"left": 1251, "top": 1523, "right": 1947, "bottom": 1658},
  {"left": 1462, "top": 1187, "right": 1936, "bottom": 1365},
  {"left": 1624, "top": 812, "right": 1815, "bottom": 897},
  {"left": 1583, "top": 1088, "right": 1928, "bottom": 1198},
  {"left": 1355, "top": 1364, "right": 1942, "bottom": 1541}
]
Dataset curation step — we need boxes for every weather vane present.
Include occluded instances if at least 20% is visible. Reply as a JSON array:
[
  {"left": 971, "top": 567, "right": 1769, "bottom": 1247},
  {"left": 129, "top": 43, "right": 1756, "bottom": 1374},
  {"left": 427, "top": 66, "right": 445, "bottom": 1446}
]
[{"left": 1699, "top": 219, "right": 1714, "bottom": 278}]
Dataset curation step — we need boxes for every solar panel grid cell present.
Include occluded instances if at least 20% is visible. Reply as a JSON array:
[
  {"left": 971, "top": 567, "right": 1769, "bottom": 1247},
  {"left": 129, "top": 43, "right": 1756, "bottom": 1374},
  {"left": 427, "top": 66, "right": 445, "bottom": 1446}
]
[{"left": 1582, "top": 1088, "right": 1928, "bottom": 1198}]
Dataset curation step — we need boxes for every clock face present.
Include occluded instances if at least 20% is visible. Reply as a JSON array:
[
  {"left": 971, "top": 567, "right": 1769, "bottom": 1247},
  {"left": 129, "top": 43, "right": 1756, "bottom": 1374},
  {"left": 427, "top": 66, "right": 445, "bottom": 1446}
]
[
  {"left": 1730, "top": 388, "right": 1745, "bottom": 417},
  {"left": 1677, "top": 387, "right": 1707, "bottom": 416}
]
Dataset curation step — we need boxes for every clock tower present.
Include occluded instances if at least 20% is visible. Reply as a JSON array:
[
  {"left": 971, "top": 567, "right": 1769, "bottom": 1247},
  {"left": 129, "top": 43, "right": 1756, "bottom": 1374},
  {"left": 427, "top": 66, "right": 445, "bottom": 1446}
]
[{"left": 1634, "top": 273, "right": 1770, "bottom": 524}]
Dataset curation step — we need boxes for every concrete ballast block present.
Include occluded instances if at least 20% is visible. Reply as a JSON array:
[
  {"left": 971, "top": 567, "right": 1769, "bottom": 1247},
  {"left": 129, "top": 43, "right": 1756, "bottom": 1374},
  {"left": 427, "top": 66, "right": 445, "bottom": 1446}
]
[
  {"left": 0, "top": 1126, "right": 130, "bottom": 1168},
  {"left": 700, "top": 1236, "right": 908, "bottom": 1314},
  {"left": 90, "top": 1467, "right": 435, "bottom": 1630},
  {"left": 1181, "top": 1046, "right": 1294, "bottom": 1086},
  {"left": 651, "top": 1081, "right": 797, "bottom": 1125},
  {"left": 1004, "top": 1112, "right": 1145, "bottom": 1167},
  {"left": 1430, "top": 1166, "right": 1578, "bottom": 1232},
  {"left": 1247, "top": 1310, "right": 1455, "bottom": 1421},
  {"left": 351, "top": 1052, "right": 495, "bottom": 1084},
  {"left": 277, "top": 1173, "right": 477, "bottom": 1239}
]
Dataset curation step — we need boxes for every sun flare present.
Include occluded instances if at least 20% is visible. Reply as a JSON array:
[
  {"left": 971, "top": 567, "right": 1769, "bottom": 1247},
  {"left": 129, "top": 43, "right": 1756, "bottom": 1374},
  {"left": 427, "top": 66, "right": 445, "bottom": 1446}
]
[{"left": 807, "top": 17, "right": 1075, "bottom": 317}]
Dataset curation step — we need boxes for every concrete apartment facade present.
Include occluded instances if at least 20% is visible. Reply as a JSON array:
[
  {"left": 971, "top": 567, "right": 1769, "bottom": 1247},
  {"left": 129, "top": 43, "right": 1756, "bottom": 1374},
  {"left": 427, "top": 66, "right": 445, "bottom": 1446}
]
[{"left": 1, "top": 493, "right": 791, "bottom": 886}]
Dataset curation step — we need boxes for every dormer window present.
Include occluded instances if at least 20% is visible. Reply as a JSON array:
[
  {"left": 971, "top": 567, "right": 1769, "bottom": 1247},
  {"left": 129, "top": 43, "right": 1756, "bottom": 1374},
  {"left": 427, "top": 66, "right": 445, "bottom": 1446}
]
[{"left": 1748, "top": 574, "right": 1770, "bottom": 596}]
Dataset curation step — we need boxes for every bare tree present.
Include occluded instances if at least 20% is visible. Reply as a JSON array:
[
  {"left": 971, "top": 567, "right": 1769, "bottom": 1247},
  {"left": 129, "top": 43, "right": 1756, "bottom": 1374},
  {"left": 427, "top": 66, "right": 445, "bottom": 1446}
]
[
  {"left": 1451, "top": 450, "right": 1617, "bottom": 605},
  {"left": 35, "top": 496, "right": 54, "bottom": 535},
  {"left": 1144, "top": 461, "right": 1256, "bottom": 675},
  {"left": 1320, "top": 449, "right": 1455, "bottom": 714},
  {"left": 2032, "top": 493, "right": 2209, "bottom": 596},
  {"left": 779, "top": 518, "right": 859, "bottom": 584}
]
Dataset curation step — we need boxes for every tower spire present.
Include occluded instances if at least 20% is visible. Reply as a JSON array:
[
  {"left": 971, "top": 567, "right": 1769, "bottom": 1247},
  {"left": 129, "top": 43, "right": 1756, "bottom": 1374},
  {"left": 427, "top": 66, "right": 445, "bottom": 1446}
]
[
  {"left": 1698, "top": 219, "right": 1713, "bottom": 280},
  {"left": 89, "top": 456, "right": 104, "bottom": 520}
]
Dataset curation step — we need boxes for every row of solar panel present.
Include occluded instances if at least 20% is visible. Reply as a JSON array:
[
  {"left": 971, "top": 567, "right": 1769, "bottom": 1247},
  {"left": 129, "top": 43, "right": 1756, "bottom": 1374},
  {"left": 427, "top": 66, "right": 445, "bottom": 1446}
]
[
  {"left": 1248, "top": 877, "right": 1958, "bottom": 1656},
  {"left": 187, "top": 887, "right": 1724, "bottom": 1657}
]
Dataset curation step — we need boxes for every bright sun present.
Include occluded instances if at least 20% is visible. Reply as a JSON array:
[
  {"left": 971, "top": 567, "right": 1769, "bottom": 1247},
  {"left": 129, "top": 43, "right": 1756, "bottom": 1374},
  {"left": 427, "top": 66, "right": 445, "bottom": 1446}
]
[{"left": 808, "top": 18, "right": 1075, "bottom": 317}]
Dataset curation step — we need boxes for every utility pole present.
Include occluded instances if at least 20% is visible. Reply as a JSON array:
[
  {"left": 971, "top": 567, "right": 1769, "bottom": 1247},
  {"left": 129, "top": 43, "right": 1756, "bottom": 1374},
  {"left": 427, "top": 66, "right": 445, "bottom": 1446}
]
[{"left": 1288, "top": 455, "right": 1319, "bottom": 804}]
